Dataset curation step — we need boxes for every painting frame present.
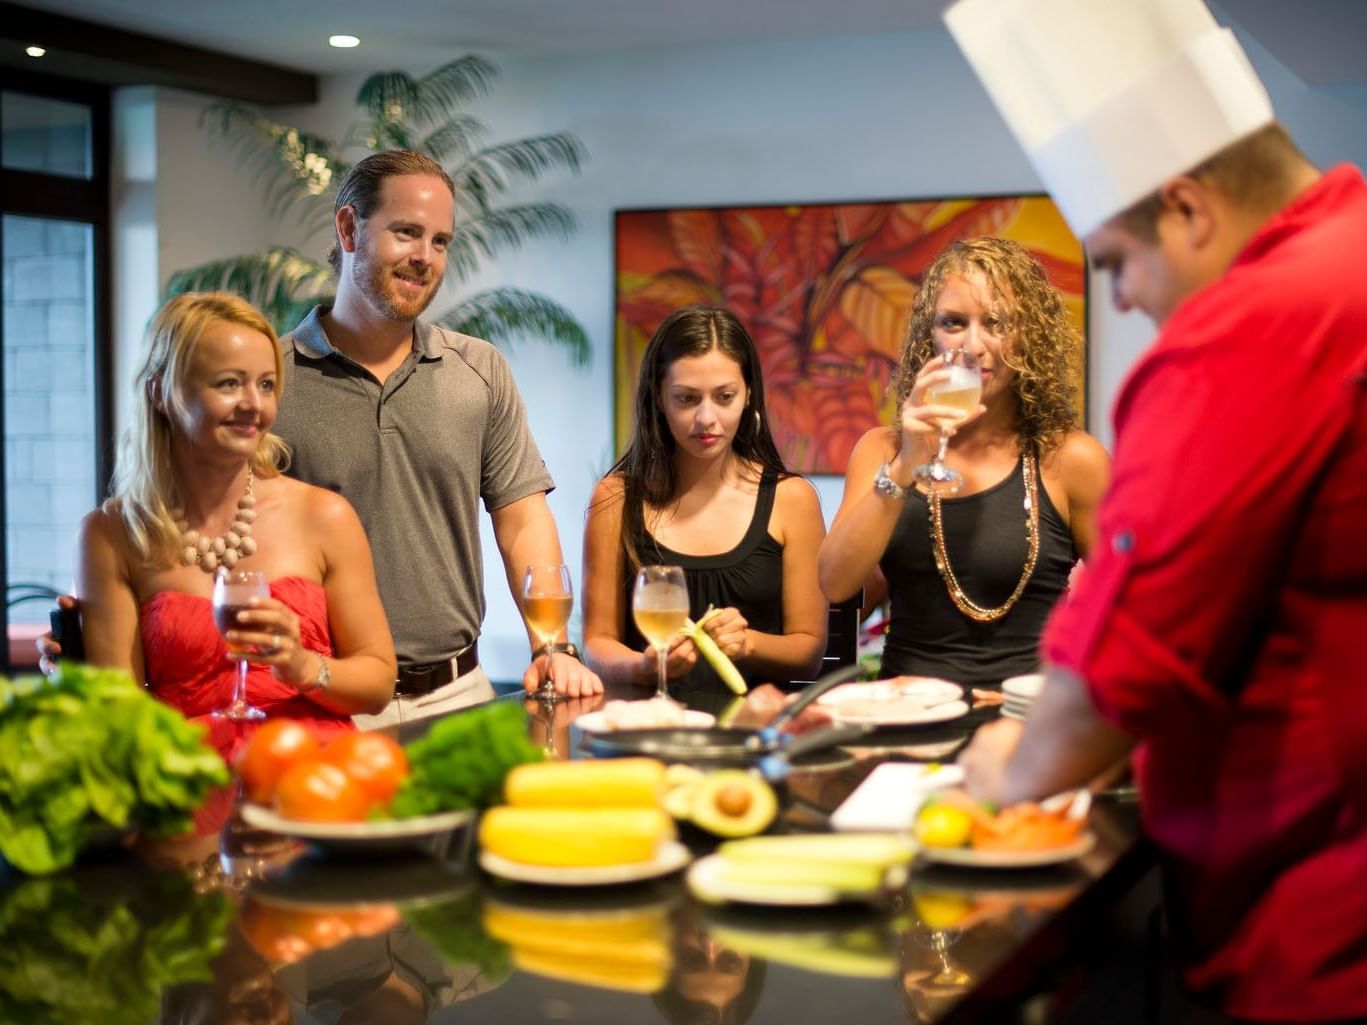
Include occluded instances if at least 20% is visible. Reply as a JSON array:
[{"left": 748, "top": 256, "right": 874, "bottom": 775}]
[{"left": 613, "top": 192, "right": 1088, "bottom": 477}]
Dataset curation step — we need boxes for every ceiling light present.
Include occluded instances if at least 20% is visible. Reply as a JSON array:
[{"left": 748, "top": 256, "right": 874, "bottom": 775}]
[
  {"left": 328, "top": 35, "right": 360, "bottom": 48},
  {"left": 25, "top": 45, "right": 46, "bottom": 58}
]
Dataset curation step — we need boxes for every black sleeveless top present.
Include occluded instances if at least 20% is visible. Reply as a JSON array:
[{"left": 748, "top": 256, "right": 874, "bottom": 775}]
[
  {"left": 879, "top": 454, "right": 1076, "bottom": 687},
  {"left": 624, "top": 472, "right": 786, "bottom": 714}
]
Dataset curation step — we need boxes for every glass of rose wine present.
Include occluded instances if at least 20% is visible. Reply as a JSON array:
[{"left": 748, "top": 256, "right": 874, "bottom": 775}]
[
  {"left": 631, "top": 565, "right": 689, "bottom": 703},
  {"left": 522, "top": 564, "right": 574, "bottom": 700},
  {"left": 212, "top": 569, "right": 269, "bottom": 722},
  {"left": 911, "top": 347, "right": 982, "bottom": 496}
]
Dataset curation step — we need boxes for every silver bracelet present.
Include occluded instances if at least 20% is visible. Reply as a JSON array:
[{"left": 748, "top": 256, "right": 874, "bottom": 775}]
[
  {"left": 301, "top": 653, "right": 329, "bottom": 693},
  {"left": 873, "top": 461, "right": 910, "bottom": 500}
]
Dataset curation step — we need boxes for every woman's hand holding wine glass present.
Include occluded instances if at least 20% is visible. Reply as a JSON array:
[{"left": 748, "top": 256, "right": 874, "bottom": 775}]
[
  {"left": 632, "top": 565, "right": 690, "bottom": 703},
  {"left": 904, "top": 348, "right": 985, "bottom": 496}
]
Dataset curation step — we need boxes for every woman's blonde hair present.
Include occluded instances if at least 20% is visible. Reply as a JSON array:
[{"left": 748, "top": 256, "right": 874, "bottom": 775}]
[
  {"left": 892, "top": 237, "right": 1081, "bottom": 455},
  {"left": 112, "top": 292, "right": 289, "bottom": 566}
]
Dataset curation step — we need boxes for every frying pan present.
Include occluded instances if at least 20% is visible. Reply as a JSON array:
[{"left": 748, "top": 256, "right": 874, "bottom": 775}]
[{"left": 581, "top": 664, "right": 871, "bottom": 772}]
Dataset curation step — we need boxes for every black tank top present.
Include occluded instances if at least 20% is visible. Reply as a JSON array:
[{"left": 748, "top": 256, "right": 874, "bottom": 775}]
[
  {"left": 879, "top": 453, "right": 1076, "bottom": 687},
  {"left": 624, "top": 472, "right": 786, "bottom": 714}
]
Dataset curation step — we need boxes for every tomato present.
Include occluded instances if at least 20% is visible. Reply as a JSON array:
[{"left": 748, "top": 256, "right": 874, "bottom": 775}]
[
  {"left": 235, "top": 720, "right": 321, "bottom": 804},
  {"left": 238, "top": 897, "right": 313, "bottom": 964},
  {"left": 321, "top": 732, "right": 409, "bottom": 805},
  {"left": 274, "top": 760, "right": 372, "bottom": 822}
]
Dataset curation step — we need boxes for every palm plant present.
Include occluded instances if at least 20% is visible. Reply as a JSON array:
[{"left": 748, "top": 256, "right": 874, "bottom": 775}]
[{"left": 164, "top": 56, "right": 590, "bottom": 365}]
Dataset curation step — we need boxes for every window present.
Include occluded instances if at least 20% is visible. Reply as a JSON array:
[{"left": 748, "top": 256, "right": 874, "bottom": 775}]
[{"left": 0, "top": 70, "right": 111, "bottom": 672}]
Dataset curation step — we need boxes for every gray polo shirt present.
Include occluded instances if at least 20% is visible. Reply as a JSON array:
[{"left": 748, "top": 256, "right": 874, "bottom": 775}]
[{"left": 277, "top": 307, "right": 554, "bottom": 665}]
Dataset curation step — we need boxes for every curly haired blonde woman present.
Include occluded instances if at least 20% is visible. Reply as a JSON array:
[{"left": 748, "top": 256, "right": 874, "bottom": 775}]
[{"left": 819, "top": 237, "right": 1110, "bottom": 687}]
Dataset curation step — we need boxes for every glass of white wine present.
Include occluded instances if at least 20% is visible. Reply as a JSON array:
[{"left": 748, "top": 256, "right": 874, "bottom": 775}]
[
  {"left": 911, "top": 347, "right": 982, "bottom": 496},
  {"left": 632, "top": 565, "right": 689, "bottom": 702},
  {"left": 521, "top": 564, "right": 574, "bottom": 700}
]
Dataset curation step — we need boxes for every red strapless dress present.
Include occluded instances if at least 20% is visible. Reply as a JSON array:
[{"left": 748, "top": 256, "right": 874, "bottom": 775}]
[{"left": 140, "top": 576, "right": 354, "bottom": 764}]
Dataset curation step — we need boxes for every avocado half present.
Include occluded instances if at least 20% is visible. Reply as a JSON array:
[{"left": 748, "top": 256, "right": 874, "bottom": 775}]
[{"left": 689, "top": 771, "right": 778, "bottom": 838}]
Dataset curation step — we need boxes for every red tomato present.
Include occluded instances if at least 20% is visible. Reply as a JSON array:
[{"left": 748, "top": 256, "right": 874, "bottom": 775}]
[
  {"left": 321, "top": 732, "right": 409, "bottom": 805},
  {"left": 234, "top": 720, "right": 321, "bottom": 804},
  {"left": 238, "top": 898, "right": 313, "bottom": 964},
  {"left": 274, "top": 760, "right": 372, "bottom": 822}
]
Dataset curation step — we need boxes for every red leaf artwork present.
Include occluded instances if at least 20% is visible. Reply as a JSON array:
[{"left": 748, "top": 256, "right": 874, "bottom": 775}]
[{"left": 614, "top": 196, "right": 1085, "bottom": 475}]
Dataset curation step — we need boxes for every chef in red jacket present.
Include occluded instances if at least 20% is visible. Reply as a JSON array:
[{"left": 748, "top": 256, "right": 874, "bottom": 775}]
[{"left": 945, "top": 0, "right": 1367, "bottom": 1021}]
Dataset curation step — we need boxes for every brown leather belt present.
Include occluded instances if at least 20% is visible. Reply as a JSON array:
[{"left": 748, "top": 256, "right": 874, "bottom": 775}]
[{"left": 394, "top": 643, "right": 479, "bottom": 697}]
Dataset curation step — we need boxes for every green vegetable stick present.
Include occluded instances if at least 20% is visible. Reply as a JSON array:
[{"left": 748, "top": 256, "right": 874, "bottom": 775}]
[{"left": 680, "top": 607, "right": 747, "bottom": 695}]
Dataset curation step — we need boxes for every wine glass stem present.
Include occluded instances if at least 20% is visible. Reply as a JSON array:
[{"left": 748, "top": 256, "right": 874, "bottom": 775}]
[
  {"left": 232, "top": 658, "right": 249, "bottom": 710},
  {"left": 935, "top": 428, "right": 952, "bottom": 466},
  {"left": 541, "top": 644, "right": 555, "bottom": 697},
  {"left": 656, "top": 647, "right": 669, "bottom": 701}
]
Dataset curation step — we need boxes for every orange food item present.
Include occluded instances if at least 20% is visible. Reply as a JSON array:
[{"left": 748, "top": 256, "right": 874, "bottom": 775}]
[
  {"left": 969, "top": 802, "right": 1083, "bottom": 852},
  {"left": 321, "top": 732, "right": 409, "bottom": 805},
  {"left": 274, "top": 760, "right": 372, "bottom": 822},
  {"left": 234, "top": 720, "right": 321, "bottom": 804}
]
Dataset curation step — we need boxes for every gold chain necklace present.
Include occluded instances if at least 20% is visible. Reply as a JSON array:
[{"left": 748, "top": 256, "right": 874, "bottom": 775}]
[{"left": 927, "top": 452, "right": 1040, "bottom": 623}]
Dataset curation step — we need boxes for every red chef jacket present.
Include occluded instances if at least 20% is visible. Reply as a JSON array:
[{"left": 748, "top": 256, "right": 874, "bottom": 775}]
[{"left": 1043, "top": 165, "right": 1367, "bottom": 1022}]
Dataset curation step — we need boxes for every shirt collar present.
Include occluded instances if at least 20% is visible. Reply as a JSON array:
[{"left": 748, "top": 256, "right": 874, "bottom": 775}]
[{"left": 288, "top": 305, "right": 442, "bottom": 360}]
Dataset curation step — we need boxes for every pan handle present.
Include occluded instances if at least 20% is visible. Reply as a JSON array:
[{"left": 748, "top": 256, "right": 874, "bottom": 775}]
[
  {"left": 758, "top": 663, "right": 866, "bottom": 742},
  {"left": 754, "top": 723, "right": 874, "bottom": 782}
]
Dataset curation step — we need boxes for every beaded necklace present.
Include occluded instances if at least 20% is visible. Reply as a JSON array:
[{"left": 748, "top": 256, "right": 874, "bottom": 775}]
[
  {"left": 170, "top": 467, "right": 258, "bottom": 573},
  {"left": 927, "top": 452, "right": 1040, "bottom": 623}
]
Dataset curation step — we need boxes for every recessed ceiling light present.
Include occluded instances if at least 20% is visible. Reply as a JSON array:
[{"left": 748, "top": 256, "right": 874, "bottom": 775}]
[
  {"left": 328, "top": 34, "right": 360, "bottom": 48},
  {"left": 25, "top": 45, "right": 46, "bottom": 58}
]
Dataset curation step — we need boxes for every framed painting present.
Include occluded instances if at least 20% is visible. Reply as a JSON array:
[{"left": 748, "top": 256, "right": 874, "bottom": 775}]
[{"left": 613, "top": 194, "right": 1086, "bottom": 475}]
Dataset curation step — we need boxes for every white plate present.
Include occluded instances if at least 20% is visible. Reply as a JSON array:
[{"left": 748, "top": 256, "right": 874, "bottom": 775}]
[
  {"left": 478, "top": 840, "right": 691, "bottom": 886},
  {"left": 240, "top": 803, "right": 475, "bottom": 856},
  {"left": 816, "top": 679, "right": 963, "bottom": 708},
  {"left": 686, "top": 853, "right": 902, "bottom": 906},
  {"left": 1002, "top": 674, "right": 1044, "bottom": 699},
  {"left": 572, "top": 709, "right": 716, "bottom": 733},
  {"left": 829, "top": 699, "right": 970, "bottom": 728},
  {"left": 916, "top": 832, "right": 1096, "bottom": 868}
]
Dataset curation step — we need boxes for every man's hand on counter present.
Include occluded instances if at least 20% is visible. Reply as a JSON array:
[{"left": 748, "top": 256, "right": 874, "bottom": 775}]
[{"left": 522, "top": 651, "right": 604, "bottom": 698}]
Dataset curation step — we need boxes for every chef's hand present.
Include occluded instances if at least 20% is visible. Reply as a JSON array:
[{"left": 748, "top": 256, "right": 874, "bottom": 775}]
[{"left": 957, "top": 718, "right": 1024, "bottom": 808}]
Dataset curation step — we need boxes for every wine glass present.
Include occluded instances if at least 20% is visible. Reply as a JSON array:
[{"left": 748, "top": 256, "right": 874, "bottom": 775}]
[
  {"left": 521, "top": 563, "right": 574, "bottom": 700},
  {"left": 212, "top": 570, "right": 269, "bottom": 722},
  {"left": 631, "top": 565, "right": 689, "bottom": 702},
  {"left": 911, "top": 347, "right": 982, "bottom": 496}
]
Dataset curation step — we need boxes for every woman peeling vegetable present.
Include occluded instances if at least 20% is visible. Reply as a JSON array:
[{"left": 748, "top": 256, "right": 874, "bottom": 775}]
[{"left": 582, "top": 306, "right": 828, "bottom": 714}]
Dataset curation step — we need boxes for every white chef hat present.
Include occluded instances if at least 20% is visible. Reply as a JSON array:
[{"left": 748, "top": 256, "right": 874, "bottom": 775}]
[{"left": 943, "top": 0, "right": 1275, "bottom": 237}]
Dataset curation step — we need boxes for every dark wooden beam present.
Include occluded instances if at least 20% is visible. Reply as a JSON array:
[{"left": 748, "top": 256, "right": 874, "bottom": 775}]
[{"left": 0, "top": 2, "right": 316, "bottom": 106}]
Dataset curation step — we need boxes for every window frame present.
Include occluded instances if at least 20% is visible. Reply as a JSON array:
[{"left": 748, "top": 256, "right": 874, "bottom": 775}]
[{"left": 0, "top": 67, "right": 113, "bottom": 673}]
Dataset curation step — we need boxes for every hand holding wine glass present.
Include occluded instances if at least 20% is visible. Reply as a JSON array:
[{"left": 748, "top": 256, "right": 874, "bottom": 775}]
[
  {"left": 521, "top": 564, "right": 574, "bottom": 700},
  {"left": 212, "top": 569, "right": 270, "bottom": 722},
  {"left": 632, "top": 565, "right": 689, "bottom": 703},
  {"left": 910, "top": 348, "right": 983, "bottom": 496}
]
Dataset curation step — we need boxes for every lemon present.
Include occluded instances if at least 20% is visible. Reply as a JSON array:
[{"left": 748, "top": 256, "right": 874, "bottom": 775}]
[
  {"left": 912, "top": 890, "right": 973, "bottom": 930},
  {"left": 913, "top": 802, "right": 973, "bottom": 849}
]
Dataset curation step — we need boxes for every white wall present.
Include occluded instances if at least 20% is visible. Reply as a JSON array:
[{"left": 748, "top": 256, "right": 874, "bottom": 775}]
[{"left": 117, "top": 22, "right": 1367, "bottom": 682}]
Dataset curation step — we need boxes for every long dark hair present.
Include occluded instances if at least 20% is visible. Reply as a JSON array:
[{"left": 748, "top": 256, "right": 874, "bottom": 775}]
[{"left": 610, "top": 305, "right": 791, "bottom": 571}]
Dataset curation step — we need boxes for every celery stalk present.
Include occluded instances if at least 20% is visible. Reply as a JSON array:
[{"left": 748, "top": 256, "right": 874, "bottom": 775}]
[{"left": 680, "top": 607, "right": 747, "bottom": 695}]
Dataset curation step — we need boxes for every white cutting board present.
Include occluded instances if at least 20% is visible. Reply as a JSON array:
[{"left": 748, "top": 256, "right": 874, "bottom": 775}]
[{"left": 830, "top": 762, "right": 965, "bottom": 832}]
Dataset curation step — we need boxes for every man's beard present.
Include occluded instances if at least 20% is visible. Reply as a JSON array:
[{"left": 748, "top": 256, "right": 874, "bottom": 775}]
[{"left": 351, "top": 247, "right": 442, "bottom": 323}]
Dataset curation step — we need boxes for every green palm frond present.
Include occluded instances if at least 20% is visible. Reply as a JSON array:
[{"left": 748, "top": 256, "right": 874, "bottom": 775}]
[
  {"left": 356, "top": 57, "right": 497, "bottom": 143},
  {"left": 417, "top": 117, "right": 488, "bottom": 164},
  {"left": 414, "top": 56, "right": 499, "bottom": 123},
  {"left": 451, "top": 134, "right": 587, "bottom": 210},
  {"left": 162, "top": 247, "right": 335, "bottom": 335},
  {"left": 436, "top": 288, "right": 590, "bottom": 366},
  {"left": 200, "top": 102, "right": 344, "bottom": 236},
  {"left": 446, "top": 204, "right": 578, "bottom": 282}
]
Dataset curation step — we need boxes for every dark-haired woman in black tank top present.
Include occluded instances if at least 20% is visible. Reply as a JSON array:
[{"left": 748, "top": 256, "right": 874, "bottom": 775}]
[
  {"left": 583, "top": 306, "right": 828, "bottom": 712},
  {"left": 819, "top": 238, "right": 1111, "bottom": 687}
]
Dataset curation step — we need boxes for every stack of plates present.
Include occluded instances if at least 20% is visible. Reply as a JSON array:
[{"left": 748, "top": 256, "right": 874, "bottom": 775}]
[{"left": 1001, "top": 673, "right": 1043, "bottom": 721}]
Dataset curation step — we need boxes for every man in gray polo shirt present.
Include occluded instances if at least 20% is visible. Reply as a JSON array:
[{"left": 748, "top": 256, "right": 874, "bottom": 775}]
[{"left": 277, "top": 150, "right": 601, "bottom": 722}]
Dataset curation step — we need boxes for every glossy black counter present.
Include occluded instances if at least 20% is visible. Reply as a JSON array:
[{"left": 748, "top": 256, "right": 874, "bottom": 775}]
[{"left": 0, "top": 693, "right": 1155, "bottom": 1025}]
